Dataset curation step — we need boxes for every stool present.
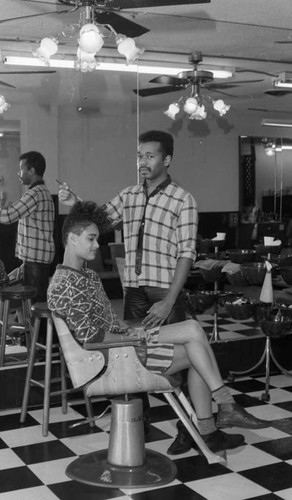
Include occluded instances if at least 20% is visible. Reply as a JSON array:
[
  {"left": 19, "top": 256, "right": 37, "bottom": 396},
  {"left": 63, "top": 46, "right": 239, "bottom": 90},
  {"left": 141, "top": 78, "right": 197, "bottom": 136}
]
[
  {"left": 0, "top": 284, "right": 37, "bottom": 366},
  {"left": 20, "top": 302, "right": 68, "bottom": 436}
]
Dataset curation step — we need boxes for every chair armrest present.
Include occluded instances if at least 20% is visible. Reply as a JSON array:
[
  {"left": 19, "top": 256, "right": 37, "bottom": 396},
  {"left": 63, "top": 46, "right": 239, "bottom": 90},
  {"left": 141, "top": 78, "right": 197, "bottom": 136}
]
[{"left": 84, "top": 338, "right": 145, "bottom": 350}]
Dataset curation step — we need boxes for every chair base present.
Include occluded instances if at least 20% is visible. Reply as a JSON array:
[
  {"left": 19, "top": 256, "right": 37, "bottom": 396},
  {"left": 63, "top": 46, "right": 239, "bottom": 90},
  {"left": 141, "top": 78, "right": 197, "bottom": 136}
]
[{"left": 66, "top": 449, "right": 177, "bottom": 489}]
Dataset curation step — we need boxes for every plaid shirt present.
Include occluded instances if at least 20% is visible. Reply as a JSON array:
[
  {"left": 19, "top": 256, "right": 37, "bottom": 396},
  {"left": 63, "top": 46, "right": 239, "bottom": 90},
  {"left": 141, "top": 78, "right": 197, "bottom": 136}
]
[
  {"left": 0, "top": 181, "right": 55, "bottom": 264},
  {"left": 106, "top": 178, "right": 198, "bottom": 288}
]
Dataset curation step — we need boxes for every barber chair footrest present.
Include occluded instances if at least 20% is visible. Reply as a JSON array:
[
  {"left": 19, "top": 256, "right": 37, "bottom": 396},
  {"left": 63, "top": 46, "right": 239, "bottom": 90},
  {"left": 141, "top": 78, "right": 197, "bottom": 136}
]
[{"left": 66, "top": 449, "right": 177, "bottom": 488}]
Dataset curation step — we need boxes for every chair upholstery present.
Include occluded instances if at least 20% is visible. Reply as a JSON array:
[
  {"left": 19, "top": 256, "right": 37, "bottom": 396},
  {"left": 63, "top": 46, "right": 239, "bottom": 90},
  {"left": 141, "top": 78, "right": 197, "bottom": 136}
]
[
  {"left": 52, "top": 315, "right": 106, "bottom": 388},
  {"left": 52, "top": 314, "right": 225, "bottom": 465}
]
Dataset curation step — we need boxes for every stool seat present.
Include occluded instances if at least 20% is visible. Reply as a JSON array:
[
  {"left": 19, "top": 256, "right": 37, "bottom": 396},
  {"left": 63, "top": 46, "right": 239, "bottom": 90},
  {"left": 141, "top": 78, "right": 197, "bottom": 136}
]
[
  {"left": 0, "top": 285, "right": 37, "bottom": 301},
  {"left": 31, "top": 302, "right": 51, "bottom": 319}
]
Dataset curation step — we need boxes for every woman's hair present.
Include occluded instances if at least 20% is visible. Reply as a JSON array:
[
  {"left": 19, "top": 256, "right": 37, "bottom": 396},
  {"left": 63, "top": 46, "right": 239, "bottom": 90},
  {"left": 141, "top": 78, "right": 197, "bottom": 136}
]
[{"left": 62, "top": 201, "right": 112, "bottom": 246}]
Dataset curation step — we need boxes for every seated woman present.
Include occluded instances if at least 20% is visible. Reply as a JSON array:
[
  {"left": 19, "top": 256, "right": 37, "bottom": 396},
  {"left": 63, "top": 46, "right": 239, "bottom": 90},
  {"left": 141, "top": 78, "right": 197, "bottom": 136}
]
[{"left": 48, "top": 202, "right": 269, "bottom": 454}]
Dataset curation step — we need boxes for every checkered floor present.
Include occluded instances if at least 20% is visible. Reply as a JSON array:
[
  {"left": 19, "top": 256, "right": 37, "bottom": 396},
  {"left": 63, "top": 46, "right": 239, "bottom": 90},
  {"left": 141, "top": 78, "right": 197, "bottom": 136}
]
[{"left": 2, "top": 313, "right": 292, "bottom": 500}]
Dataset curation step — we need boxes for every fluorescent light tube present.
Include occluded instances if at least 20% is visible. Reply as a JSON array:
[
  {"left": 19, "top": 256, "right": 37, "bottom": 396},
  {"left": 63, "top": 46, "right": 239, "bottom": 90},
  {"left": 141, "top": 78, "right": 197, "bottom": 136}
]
[
  {"left": 274, "top": 80, "right": 292, "bottom": 88},
  {"left": 4, "top": 56, "right": 233, "bottom": 78},
  {"left": 261, "top": 119, "right": 292, "bottom": 128}
]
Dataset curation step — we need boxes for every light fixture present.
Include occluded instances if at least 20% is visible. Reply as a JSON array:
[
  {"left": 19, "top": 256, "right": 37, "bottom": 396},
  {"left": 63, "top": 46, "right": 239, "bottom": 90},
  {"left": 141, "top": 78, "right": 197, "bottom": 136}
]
[
  {"left": 164, "top": 90, "right": 230, "bottom": 121},
  {"left": 274, "top": 71, "right": 292, "bottom": 88},
  {"left": 0, "top": 94, "right": 10, "bottom": 114},
  {"left": 264, "top": 142, "right": 276, "bottom": 156},
  {"left": 261, "top": 119, "right": 292, "bottom": 128},
  {"left": 32, "top": 4, "right": 144, "bottom": 71}
]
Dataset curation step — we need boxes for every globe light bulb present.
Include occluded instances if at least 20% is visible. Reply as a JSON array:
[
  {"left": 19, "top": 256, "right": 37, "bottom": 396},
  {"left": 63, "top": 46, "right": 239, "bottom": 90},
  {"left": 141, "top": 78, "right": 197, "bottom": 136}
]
[
  {"left": 164, "top": 103, "right": 180, "bottom": 120},
  {"left": 33, "top": 37, "right": 58, "bottom": 65},
  {"left": 78, "top": 23, "right": 104, "bottom": 53},
  {"left": 183, "top": 97, "right": 198, "bottom": 114},
  {"left": 116, "top": 35, "right": 144, "bottom": 65},
  {"left": 213, "top": 99, "right": 230, "bottom": 116},
  {"left": 75, "top": 48, "right": 99, "bottom": 72}
]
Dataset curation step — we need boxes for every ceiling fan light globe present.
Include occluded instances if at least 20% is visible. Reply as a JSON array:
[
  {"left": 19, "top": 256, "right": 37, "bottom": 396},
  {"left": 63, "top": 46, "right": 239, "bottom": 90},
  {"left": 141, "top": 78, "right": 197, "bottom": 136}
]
[
  {"left": 0, "top": 95, "right": 10, "bottom": 114},
  {"left": 213, "top": 99, "right": 230, "bottom": 116},
  {"left": 76, "top": 48, "right": 98, "bottom": 72},
  {"left": 164, "top": 103, "right": 180, "bottom": 120},
  {"left": 79, "top": 24, "right": 104, "bottom": 53},
  {"left": 33, "top": 37, "right": 58, "bottom": 64},
  {"left": 116, "top": 35, "right": 144, "bottom": 65},
  {"left": 189, "top": 104, "right": 207, "bottom": 120},
  {"left": 183, "top": 97, "right": 198, "bottom": 114}
]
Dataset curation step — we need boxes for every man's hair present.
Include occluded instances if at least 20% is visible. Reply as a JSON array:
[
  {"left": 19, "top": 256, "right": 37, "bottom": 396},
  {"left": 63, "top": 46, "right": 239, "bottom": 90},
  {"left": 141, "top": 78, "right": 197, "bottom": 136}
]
[
  {"left": 62, "top": 201, "right": 111, "bottom": 246},
  {"left": 19, "top": 151, "right": 46, "bottom": 177},
  {"left": 139, "top": 130, "right": 174, "bottom": 158}
]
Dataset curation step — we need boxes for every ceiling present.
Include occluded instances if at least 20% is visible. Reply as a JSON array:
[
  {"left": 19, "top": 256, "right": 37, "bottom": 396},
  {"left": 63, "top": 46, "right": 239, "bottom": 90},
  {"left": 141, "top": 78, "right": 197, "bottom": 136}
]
[{"left": 2, "top": 0, "right": 292, "bottom": 119}]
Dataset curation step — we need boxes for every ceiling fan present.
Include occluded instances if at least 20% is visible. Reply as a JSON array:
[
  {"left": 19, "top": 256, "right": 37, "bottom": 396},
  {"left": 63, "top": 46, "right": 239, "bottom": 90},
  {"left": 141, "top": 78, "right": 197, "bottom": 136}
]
[
  {"left": 8, "top": 0, "right": 210, "bottom": 38},
  {"left": 133, "top": 51, "right": 263, "bottom": 97}
]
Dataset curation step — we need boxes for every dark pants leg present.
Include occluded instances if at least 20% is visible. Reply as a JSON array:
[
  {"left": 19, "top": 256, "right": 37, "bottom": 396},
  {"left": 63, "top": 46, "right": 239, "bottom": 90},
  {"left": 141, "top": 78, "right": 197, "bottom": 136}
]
[
  {"left": 124, "top": 286, "right": 189, "bottom": 420},
  {"left": 23, "top": 261, "right": 50, "bottom": 303},
  {"left": 23, "top": 261, "right": 51, "bottom": 345}
]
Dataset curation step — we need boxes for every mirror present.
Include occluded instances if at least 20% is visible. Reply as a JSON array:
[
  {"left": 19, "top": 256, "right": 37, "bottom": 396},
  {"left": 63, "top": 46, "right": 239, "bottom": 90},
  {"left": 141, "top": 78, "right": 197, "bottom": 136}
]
[{"left": 239, "top": 135, "right": 292, "bottom": 223}]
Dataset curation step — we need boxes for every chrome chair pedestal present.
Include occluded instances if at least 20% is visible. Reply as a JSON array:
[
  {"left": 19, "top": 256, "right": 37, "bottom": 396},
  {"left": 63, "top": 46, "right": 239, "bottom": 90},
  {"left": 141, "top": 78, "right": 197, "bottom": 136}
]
[{"left": 66, "top": 398, "right": 177, "bottom": 489}]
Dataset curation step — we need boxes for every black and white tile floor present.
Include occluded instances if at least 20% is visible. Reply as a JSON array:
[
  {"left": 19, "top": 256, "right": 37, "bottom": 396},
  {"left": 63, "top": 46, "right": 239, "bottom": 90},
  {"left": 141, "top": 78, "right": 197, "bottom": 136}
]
[{"left": 2, "top": 313, "right": 292, "bottom": 500}]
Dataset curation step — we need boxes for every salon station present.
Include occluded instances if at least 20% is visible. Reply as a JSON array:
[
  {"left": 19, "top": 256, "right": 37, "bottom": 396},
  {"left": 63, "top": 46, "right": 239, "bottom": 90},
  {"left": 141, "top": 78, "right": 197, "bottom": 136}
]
[{"left": 2, "top": 1, "right": 292, "bottom": 499}]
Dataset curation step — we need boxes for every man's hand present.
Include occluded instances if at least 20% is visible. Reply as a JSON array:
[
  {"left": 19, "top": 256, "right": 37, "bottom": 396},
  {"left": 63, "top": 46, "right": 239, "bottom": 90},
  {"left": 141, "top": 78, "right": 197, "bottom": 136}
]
[
  {"left": 58, "top": 182, "right": 78, "bottom": 206},
  {"left": 141, "top": 299, "right": 173, "bottom": 329}
]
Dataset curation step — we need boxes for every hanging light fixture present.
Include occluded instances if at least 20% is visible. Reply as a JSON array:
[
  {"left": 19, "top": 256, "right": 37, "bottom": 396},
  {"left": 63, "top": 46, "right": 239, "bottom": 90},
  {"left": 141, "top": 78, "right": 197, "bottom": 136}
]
[
  {"left": 32, "top": 3, "right": 144, "bottom": 71},
  {"left": 0, "top": 94, "right": 10, "bottom": 114},
  {"left": 164, "top": 84, "right": 230, "bottom": 121},
  {"left": 262, "top": 137, "right": 276, "bottom": 156}
]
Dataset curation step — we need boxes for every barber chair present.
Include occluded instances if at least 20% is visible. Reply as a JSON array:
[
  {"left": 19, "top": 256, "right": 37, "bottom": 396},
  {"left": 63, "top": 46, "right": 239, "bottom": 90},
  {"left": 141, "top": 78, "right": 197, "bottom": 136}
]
[{"left": 52, "top": 315, "right": 225, "bottom": 489}]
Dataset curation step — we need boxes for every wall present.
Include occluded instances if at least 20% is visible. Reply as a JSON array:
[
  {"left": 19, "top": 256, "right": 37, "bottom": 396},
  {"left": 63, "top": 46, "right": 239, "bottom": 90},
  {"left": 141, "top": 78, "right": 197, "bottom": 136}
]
[{"left": 3, "top": 78, "right": 292, "bottom": 214}]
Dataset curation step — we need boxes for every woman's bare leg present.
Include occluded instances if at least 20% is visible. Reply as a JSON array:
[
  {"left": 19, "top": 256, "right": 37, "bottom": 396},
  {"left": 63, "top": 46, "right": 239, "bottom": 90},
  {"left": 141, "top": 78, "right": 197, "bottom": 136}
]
[{"left": 159, "top": 319, "right": 224, "bottom": 392}]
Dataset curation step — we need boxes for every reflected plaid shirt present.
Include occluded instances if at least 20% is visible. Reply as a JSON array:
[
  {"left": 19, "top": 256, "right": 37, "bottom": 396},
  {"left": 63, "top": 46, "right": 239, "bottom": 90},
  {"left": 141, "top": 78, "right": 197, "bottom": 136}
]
[
  {"left": 106, "top": 178, "right": 198, "bottom": 288},
  {"left": 0, "top": 181, "right": 55, "bottom": 264}
]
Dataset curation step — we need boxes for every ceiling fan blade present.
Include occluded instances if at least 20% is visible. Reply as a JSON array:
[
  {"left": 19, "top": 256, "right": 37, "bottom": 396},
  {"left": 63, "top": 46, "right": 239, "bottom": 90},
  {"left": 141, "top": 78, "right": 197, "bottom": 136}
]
[
  {"left": 265, "top": 89, "right": 292, "bottom": 96},
  {"left": 133, "top": 85, "right": 184, "bottom": 97},
  {"left": 274, "top": 40, "right": 292, "bottom": 44},
  {"left": 149, "top": 75, "right": 188, "bottom": 86},
  {"left": 207, "top": 79, "right": 263, "bottom": 90},
  {"left": 0, "top": 71, "right": 56, "bottom": 74},
  {"left": 95, "top": 11, "right": 149, "bottom": 38},
  {"left": 0, "top": 80, "right": 16, "bottom": 89},
  {"left": 21, "top": 0, "right": 57, "bottom": 4},
  {"left": 205, "top": 88, "right": 236, "bottom": 97},
  {"left": 109, "top": 0, "right": 210, "bottom": 6},
  {"left": 0, "top": 7, "right": 70, "bottom": 24},
  {"left": 0, "top": 37, "right": 66, "bottom": 46},
  {"left": 248, "top": 107, "right": 292, "bottom": 113},
  {"left": 236, "top": 69, "right": 275, "bottom": 77}
]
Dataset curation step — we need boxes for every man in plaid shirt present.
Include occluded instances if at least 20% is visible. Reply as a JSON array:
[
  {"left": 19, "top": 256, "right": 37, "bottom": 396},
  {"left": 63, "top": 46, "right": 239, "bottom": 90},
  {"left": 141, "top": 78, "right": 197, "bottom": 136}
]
[
  {"left": 106, "top": 130, "right": 198, "bottom": 327},
  {"left": 0, "top": 151, "right": 55, "bottom": 301}
]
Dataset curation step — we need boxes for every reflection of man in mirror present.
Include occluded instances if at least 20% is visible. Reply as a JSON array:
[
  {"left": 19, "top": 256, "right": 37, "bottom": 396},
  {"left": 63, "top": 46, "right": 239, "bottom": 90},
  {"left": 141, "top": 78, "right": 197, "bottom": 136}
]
[{"left": 0, "top": 151, "right": 55, "bottom": 301}]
